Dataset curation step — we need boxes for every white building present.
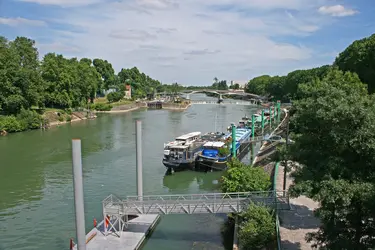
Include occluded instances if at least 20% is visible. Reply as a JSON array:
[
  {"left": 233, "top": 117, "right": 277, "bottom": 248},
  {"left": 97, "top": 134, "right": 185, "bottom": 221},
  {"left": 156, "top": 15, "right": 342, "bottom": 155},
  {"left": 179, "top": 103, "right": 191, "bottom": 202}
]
[{"left": 230, "top": 80, "right": 248, "bottom": 89}]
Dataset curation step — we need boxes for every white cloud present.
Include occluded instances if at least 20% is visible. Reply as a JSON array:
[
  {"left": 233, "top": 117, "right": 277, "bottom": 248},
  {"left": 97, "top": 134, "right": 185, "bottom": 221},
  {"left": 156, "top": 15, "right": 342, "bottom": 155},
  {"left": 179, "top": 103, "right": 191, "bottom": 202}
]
[
  {"left": 17, "top": 0, "right": 101, "bottom": 7},
  {"left": 0, "top": 17, "right": 46, "bottom": 27},
  {"left": 18, "top": 0, "right": 340, "bottom": 84},
  {"left": 37, "top": 42, "right": 81, "bottom": 55},
  {"left": 318, "top": 5, "right": 358, "bottom": 17}
]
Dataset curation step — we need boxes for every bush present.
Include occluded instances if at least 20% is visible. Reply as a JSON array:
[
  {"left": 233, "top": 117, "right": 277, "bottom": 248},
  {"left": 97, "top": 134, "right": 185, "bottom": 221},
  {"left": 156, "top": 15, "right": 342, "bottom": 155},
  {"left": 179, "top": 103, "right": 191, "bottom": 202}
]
[
  {"left": 16, "top": 109, "right": 43, "bottom": 130},
  {"left": 0, "top": 116, "right": 23, "bottom": 132},
  {"left": 238, "top": 204, "right": 275, "bottom": 250},
  {"left": 58, "top": 115, "right": 64, "bottom": 122},
  {"left": 221, "top": 159, "right": 270, "bottom": 192},
  {"left": 90, "top": 103, "right": 113, "bottom": 111},
  {"left": 66, "top": 115, "right": 72, "bottom": 122},
  {"left": 107, "top": 91, "right": 124, "bottom": 103}
]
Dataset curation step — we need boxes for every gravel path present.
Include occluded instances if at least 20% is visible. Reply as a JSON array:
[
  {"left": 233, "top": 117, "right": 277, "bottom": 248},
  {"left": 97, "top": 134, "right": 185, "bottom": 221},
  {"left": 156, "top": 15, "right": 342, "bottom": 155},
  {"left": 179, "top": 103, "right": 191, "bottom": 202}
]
[{"left": 276, "top": 164, "right": 320, "bottom": 250}]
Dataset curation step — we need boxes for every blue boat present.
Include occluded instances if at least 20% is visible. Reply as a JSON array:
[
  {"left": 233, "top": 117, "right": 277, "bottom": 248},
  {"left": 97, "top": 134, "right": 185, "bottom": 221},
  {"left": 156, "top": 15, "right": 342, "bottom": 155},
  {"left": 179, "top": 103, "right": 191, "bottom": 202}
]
[{"left": 196, "top": 128, "right": 252, "bottom": 171}]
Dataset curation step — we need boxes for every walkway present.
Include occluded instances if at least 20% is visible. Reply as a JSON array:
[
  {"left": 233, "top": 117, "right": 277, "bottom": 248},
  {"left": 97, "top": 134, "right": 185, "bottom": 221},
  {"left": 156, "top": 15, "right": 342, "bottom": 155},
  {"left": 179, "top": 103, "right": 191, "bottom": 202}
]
[
  {"left": 103, "top": 191, "right": 290, "bottom": 216},
  {"left": 276, "top": 164, "right": 320, "bottom": 249}
]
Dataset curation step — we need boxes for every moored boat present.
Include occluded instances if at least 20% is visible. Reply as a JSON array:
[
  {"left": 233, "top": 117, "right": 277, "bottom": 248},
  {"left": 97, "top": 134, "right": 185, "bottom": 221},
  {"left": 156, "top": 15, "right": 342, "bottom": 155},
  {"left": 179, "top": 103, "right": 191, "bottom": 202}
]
[
  {"left": 162, "top": 132, "right": 204, "bottom": 171},
  {"left": 196, "top": 128, "right": 252, "bottom": 171}
]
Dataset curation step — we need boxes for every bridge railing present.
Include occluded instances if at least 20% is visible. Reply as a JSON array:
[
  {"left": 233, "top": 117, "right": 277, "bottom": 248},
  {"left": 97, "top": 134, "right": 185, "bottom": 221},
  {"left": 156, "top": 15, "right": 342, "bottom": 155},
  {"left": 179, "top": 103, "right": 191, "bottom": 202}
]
[
  {"left": 102, "top": 190, "right": 288, "bottom": 204},
  {"left": 126, "top": 190, "right": 277, "bottom": 201}
]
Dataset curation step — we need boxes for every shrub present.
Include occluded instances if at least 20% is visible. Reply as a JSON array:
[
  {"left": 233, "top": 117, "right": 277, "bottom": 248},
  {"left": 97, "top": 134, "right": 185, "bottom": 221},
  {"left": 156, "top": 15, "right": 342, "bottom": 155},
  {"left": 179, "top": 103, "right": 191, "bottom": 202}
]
[
  {"left": 107, "top": 91, "right": 124, "bottom": 103},
  {"left": 0, "top": 116, "right": 23, "bottom": 132},
  {"left": 66, "top": 115, "right": 72, "bottom": 122},
  {"left": 16, "top": 109, "right": 43, "bottom": 130},
  {"left": 221, "top": 159, "right": 270, "bottom": 193},
  {"left": 238, "top": 204, "right": 275, "bottom": 250},
  {"left": 90, "top": 103, "right": 113, "bottom": 111}
]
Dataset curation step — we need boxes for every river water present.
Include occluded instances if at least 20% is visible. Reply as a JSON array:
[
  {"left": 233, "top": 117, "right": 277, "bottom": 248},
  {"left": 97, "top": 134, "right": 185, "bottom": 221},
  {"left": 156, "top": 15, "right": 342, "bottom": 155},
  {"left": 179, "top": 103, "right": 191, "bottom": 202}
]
[{"left": 0, "top": 95, "right": 260, "bottom": 250}]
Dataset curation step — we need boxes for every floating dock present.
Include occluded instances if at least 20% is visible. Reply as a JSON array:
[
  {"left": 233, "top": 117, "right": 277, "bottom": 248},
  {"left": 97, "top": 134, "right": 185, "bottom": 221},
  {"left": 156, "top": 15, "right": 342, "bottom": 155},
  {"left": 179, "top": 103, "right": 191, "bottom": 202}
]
[{"left": 72, "top": 214, "right": 160, "bottom": 250}]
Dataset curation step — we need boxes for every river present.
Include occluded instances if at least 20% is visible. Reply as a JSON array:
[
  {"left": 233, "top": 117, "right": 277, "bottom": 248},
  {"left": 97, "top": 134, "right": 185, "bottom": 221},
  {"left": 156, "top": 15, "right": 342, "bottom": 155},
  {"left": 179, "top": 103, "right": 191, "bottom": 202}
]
[{"left": 0, "top": 94, "right": 260, "bottom": 250}]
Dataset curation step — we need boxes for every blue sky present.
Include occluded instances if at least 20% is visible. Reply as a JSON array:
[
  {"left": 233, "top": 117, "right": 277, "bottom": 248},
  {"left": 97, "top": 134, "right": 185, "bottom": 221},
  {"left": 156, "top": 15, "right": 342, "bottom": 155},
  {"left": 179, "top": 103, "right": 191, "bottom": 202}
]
[{"left": 0, "top": 0, "right": 374, "bottom": 85}]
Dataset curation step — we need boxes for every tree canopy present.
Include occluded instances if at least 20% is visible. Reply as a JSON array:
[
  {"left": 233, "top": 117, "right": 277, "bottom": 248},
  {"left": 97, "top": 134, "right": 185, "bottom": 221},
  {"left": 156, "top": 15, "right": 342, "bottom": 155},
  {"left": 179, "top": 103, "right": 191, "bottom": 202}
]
[
  {"left": 238, "top": 203, "right": 275, "bottom": 250},
  {"left": 220, "top": 159, "right": 270, "bottom": 193},
  {"left": 245, "top": 32, "right": 375, "bottom": 248},
  {"left": 335, "top": 33, "right": 375, "bottom": 94}
]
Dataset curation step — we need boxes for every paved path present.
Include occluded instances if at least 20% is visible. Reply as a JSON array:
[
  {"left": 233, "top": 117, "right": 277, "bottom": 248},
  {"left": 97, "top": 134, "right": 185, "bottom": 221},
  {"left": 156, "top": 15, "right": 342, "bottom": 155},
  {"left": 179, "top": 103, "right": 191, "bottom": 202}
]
[{"left": 276, "top": 164, "right": 320, "bottom": 250}]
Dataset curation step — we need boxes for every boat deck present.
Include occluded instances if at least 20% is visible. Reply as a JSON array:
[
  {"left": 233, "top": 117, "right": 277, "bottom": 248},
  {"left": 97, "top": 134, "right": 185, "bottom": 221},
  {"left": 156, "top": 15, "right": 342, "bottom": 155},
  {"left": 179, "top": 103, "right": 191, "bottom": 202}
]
[{"left": 73, "top": 214, "right": 160, "bottom": 250}]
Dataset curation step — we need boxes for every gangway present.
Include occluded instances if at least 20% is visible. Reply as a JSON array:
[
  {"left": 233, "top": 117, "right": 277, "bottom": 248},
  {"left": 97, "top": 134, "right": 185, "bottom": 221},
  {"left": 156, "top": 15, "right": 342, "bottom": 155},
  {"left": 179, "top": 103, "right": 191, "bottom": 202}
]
[{"left": 103, "top": 190, "right": 290, "bottom": 216}]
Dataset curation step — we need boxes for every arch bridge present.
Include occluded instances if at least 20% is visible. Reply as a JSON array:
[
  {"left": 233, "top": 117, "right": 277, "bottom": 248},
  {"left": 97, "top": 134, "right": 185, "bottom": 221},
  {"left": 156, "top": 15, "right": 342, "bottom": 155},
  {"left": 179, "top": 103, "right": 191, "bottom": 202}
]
[{"left": 181, "top": 89, "right": 265, "bottom": 101}]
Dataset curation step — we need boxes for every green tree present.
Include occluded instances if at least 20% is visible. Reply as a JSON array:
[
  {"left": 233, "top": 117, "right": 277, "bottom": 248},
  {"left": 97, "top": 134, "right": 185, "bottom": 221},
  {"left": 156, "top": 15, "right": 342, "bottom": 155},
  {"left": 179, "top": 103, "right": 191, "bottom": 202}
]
[
  {"left": 238, "top": 203, "right": 275, "bottom": 250},
  {"left": 288, "top": 68, "right": 375, "bottom": 248},
  {"left": 335, "top": 33, "right": 375, "bottom": 94},
  {"left": 220, "top": 159, "right": 270, "bottom": 193},
  {"left": 93, "top": 58, "right": 116, "bottom": 91},
  {"left": 246, "top": 75, "right": 272, "bottom": 96},
  {"left": 0, "top": 36, "right": 44, "bottom": 114}
]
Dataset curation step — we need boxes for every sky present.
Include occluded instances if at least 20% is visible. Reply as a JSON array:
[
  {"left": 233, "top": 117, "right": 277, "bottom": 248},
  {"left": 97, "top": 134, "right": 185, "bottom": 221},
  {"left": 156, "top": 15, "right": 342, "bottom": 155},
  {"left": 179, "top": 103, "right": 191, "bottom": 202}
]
[{"left": 0, "top": 0, "right": 374, "bottom": 85}]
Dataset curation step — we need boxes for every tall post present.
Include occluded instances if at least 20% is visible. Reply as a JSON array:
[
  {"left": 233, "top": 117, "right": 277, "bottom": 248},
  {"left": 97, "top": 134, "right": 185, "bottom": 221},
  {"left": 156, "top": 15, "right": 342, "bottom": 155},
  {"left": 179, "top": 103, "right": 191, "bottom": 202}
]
[
  {"left": 283, "top": 116, "right": 290, "bottom": 196},
  {"left": 277, "top": 101, "right": 281, "bottom": 123},
  {"left": 261, "top": 110, "right": 264, "bottom": 134},
  {"left": 251, "top": 114, "right": 255, "bottom": 139},
  {"left": 269, "top": 107, "right": 272, "bottom": 129},
  {"left": 136, "top": 120, "right": 143, "bottom": 200},
  {"left": 72, "top": 139, "right": 86, "bottom": 250},
  {"left": 231, "top": 124, "right": 237, "bottom": 159},
  {"left": 273, "top": 102, "right": 276, "bottom": 123}
]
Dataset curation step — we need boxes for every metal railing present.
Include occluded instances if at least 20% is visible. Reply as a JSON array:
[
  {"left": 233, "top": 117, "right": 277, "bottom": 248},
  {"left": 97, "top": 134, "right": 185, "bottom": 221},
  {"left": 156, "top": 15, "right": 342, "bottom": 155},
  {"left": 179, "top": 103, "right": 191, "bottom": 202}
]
[
  {"left": 273, "top": 162, "right": 282, "bottom": 250},
  {"left": 102, "top": 190, "right": 290, "bottom": 215}
]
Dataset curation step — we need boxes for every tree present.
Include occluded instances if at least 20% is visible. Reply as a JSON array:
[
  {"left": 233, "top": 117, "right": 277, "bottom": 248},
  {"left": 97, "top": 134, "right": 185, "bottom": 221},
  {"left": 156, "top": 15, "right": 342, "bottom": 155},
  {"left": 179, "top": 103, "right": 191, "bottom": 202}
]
[
  {"left": 287, "top": 68, "right": 375, "bottom": 248},
  {"left": 0, "top": 36, "right": 45, "bottom": 114},
  {"left": 238, "top": 203, "right": 275, "bottom": 250},
  {"left": 245, "top": 75, "right": 272, "bottom": 96},
  {"left": 335, "top": 33, "right": 375, "bottom": 94},
  {"left": 93, "top": 58, "right": 116, "bottom": 91},
  {"left": 220, "top": 159, "right": 270, "bottom": 193}
]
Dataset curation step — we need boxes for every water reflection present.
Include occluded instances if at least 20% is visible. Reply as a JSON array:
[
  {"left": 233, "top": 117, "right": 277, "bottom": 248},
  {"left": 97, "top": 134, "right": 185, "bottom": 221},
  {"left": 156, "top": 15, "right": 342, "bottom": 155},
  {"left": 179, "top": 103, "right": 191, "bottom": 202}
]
[{"left": 163, "top": 171, "right": 221, "bottom": 193}]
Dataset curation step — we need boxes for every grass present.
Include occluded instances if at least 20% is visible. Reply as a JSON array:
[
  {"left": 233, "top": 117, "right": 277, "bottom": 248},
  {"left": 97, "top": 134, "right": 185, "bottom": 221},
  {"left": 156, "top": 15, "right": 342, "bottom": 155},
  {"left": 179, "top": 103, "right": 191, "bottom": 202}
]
[{"left": 94, "top": 97, "right": 134, "bottom": 107}]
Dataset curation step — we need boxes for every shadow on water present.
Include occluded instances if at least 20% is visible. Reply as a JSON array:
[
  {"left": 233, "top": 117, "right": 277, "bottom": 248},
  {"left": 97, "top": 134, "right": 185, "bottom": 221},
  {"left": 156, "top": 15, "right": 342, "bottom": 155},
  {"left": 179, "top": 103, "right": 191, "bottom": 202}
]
[
  {"left": 143, "top": 214, "right": 232, "bottom": 250},
  {"left": 163, "top": 171, "right": 221, "bottom": 193}
]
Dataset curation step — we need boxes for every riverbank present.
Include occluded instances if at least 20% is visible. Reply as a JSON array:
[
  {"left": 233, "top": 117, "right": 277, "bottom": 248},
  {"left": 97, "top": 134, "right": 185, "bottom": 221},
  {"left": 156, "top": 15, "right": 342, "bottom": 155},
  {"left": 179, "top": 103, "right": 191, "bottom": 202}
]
[{"left": 46, "top": 111, "right": 97, "bottom": 127}]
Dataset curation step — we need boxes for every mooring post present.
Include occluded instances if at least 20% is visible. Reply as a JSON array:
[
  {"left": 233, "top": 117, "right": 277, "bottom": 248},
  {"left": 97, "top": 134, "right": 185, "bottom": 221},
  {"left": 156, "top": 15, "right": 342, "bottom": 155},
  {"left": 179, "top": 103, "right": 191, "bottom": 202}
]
[
  {"left": 135, "top": 120, "right": 143, "bottom": 201},
  {"left": 71, "top": 139, "right": 86, "bottom": 250},
  {"left": 261, "top": 110, "right": 264, "bottom": 134},
  {"left": 269, "top": 107, "right": 272, "bottom": 129},
  {"left": 277, "top": 101, "right": 281, "bottom": 122},
  {"left": 231, "top": 123, "right": 237, "bottom": 159},
  {"left": 251, "top": 114, "right": 255, "bottom": 139}
]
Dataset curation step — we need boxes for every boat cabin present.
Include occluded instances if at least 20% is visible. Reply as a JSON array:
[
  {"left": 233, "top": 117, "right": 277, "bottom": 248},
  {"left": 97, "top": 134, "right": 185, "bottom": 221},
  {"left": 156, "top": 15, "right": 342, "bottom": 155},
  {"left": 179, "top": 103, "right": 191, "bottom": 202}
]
[
  {"left": 175, "top": 132, "right": 201, "bottom": 144},
  {"left": 201, "top": 141, "right": 226, "bottom": 158}
]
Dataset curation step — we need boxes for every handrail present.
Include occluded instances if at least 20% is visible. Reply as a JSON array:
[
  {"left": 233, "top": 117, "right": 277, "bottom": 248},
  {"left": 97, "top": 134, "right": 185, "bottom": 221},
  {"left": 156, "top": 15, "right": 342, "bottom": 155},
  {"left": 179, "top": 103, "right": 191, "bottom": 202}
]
[{"left": 273, "top": 162, "right": 282, "bottom": 250}]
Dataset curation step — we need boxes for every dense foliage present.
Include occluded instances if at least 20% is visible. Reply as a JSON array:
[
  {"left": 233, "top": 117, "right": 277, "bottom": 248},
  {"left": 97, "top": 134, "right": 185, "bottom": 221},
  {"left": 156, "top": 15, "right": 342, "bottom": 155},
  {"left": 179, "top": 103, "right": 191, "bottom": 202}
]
[
  {"left": 0, "top": 36, "right": 167, "bottom": 132},
  {"left": 220, "top": 159, "right": 270, "bottom": 193},
  {"left": 335, "top": 33, "right": 375, "bottom": 94},
  {"left": 238, "top": 204, "right": 275, "bottom": 250},
  {"left": 246, "top": 32, "right": 375, "bottom": 248},
  {"left": 287, "top": 68, "right": 375, "bottom": 249},
  {"left": 245, "top": 65, "right": 331, "bottom": 102}
]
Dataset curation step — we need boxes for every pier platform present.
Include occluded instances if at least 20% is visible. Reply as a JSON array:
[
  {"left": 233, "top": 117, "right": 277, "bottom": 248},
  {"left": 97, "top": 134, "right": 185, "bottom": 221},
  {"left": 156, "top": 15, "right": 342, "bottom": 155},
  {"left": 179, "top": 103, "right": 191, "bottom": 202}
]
[{"left": 72, "top": 214, "right": 160, "bottom": 250}]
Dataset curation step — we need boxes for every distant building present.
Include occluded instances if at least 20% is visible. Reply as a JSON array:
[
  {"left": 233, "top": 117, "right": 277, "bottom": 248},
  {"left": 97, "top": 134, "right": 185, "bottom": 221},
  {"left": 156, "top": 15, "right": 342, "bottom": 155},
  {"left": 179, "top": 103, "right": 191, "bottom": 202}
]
[
  {"left": 124, "top": 84, "right": 132, "bottom": 99},
  {"left": 230, "top": 80, "right": 248, "bottom": 89}
]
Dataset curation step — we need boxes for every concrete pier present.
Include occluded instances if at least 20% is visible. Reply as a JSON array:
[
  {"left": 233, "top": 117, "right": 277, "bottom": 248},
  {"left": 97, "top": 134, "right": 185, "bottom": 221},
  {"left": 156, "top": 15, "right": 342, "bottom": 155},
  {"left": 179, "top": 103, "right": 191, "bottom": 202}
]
[{"left": 72, "top": 214, "right": 160, "bottom": 250}]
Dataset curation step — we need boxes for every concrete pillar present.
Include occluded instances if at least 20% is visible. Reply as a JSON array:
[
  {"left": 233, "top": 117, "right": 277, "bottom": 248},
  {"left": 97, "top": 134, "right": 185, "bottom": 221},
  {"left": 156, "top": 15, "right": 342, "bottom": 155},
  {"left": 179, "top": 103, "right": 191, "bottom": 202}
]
[
  {"left": 71, "top": 139, "right": 86, "bottom": 250},
  {"left": 135, "top": 120, "right": 143, "bottom": 200}
]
